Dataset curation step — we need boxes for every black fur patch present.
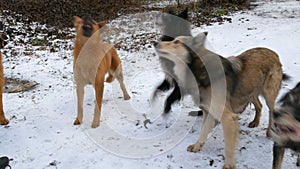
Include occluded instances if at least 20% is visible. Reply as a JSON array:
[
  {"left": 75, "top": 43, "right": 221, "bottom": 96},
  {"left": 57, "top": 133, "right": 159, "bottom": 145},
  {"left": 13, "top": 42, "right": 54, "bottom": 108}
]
[
  {"left": 164, "top": 83, "right": 181, "bottom": 113},
  {"left": 156, "top": 79, "right": 171, "bottom": 91},
  {"left": 160, "top": 35, "right": 175, "bottom": 42}
]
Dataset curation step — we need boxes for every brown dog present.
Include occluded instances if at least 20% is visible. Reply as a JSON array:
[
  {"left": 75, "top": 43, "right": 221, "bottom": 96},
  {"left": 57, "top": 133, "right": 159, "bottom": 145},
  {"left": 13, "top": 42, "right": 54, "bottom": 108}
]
[
  {"left": 270, "top": 82, "right": 300, "bottom": 169},
  {"left": 73, "top": 16, "right": 130, "bottom": 128},
  {"left": 0, "top": 34, "right": 9, "bottom": 125},
  {"left": 154, "top": 32, "right": 286, "bottom": 168}
]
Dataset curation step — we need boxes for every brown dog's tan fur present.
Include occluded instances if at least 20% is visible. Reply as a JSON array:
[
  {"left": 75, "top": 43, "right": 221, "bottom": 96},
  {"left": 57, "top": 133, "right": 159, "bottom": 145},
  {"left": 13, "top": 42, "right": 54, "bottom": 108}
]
[
  {"left": 0, "top": 51, "right": 8, "bottom": 125},
  {"left": 73, "top": 16, "right": 130, "bottom": 128},
  {"left": 154, "top": 32, "right": 284, "bottom": 168},
  {"left": 0, "top": 34, "right": 8, "bottom": 125}
]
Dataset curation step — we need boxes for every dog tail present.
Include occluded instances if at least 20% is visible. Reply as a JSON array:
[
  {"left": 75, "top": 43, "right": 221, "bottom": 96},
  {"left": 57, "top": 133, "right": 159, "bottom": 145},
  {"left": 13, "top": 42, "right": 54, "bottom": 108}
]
[
  {"left": 282, "top": 73, "right": 291, "bottom": 82},
  {"left": 227, "top": 56, "right": 242, "bottom": 73}
]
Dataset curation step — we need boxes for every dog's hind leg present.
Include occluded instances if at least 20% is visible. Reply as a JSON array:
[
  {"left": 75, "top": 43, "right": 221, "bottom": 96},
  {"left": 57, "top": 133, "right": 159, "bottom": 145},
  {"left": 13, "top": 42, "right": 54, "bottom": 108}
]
[
  {"left": 115, "top": 66, "right": 130, "bottom": 100},
  {"left": 187, "top": 110, "right": 217, "bottom": 152},
  {"left": 263, "top": 71, "right": 282, "bottom": 137},
  {"left": 92, "top": 76, "right": 106, "bottom": 128},
  {"left": 248, "top": 96, "right": 262, "bottom": 128},
  {"left": 0, "top": 87, "right": 8, "bottom": 125},
  {"left": 272, "top": 143, "right": 285, "bottom": 169},
  {"left": 74, "top": 83, "right": 84, "bottom": 125},
  {"left": 221, "top": 110, "right": 239, "bottom": 169},
  {"left": 164, "top": 82, "right": 181, "bottom": 114},
  {"left": 0, "top": 70, "right": 8, "bottom": 125}
]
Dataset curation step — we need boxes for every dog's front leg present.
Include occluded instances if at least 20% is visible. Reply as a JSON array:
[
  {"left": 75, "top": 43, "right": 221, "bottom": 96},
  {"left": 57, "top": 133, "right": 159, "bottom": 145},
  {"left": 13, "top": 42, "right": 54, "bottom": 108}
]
[
  {"left": 151, "top": 79, "right": 172, "bottom": 102},
  {"left": 187, "top": 110, "right": 216, "bottom": 152},
  {"left": 92, "top": 76, "right": 105, "bottom": 128},
  {"left": 164, "top": 82, "right": 181, "bottom": 114},
  {"left": 74, "top": 84, "right": 84, "bottom": 125},
  {"left": 0, "top": 89, "right": 8, "bottom": 125},
  {"left": 221, "top": 110, "right": 239, "bottom": 169},
  {"left": 272, "top": 143, "right": 285, "bottom": 169}
]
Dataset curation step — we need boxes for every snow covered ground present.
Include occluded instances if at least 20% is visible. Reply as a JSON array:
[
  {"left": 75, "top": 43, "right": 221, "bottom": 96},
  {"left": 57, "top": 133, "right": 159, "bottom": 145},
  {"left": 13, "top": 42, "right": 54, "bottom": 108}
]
[{"left": 1, "top": 0, "right": 300, "bottom": 168}]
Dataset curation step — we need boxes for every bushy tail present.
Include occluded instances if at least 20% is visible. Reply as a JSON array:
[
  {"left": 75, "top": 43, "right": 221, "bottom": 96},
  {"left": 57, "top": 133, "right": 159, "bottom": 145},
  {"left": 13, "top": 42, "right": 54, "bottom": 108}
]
[
  {"left": 282, "top": 73, "right": 291, "bottom": 81},
  {"left": 227, "top": 56, "right": 242, "bottom": 73}
]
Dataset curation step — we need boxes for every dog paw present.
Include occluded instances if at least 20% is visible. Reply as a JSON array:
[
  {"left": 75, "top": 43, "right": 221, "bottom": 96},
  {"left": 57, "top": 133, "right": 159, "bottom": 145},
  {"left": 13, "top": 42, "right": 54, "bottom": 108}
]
[
  {"left": 91, "top": 120, "right": 100, "bottom": 128},
  {"left": 0, "top": 118, "right": 9, "bottom": 125},
  {"left": 124, "top": 95, "right": 130, "bottom": 100},
  {"left": 187, "top": 144, "right": 202, "bottom": 152},
  {"left": 222, "top": 164, "right": 236, "bottom": 169},
  {"left": 73, "top": 118, "right": 81, "bottom": 125},
  {"left": 248, "top": 120, "right": 259, "bottom": 128}
]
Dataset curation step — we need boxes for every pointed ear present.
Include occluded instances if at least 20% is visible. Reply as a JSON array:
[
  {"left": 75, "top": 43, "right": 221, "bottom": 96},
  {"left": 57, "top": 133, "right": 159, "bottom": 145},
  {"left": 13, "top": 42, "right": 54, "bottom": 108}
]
[
  {"left": 73, "top": 16, "right": 82, "bottom": 29},
  {"left": 98, "top": 21, "right": 106, "bottom": 28},
  {"left": 98, "top": 21, "right": 108, "bottom": 33},
  {"left": 192, "top": 32, "right": 208, "bottom": 48},
  {"left": 0, "top": 34, "right": 6, "bottom": 49},
  {"left": 0, "top": 39, "right": 5, "bottom": 49},
  {"left": 178, "top": 8, "right": 188, "bottom": 19}
]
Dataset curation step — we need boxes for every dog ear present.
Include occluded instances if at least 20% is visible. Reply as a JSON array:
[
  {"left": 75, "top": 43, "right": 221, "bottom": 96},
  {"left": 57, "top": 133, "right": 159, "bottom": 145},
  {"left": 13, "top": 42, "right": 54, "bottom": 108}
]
[
  {"left": 73, "top": 16, "right": 82, "bottom": 29},
  {"left": 0, "top": 39, "right": 4, "bottom": 49},
  {"left": 98, "top": 21, "right": 106, "bottom": 28},
  {"left": 178, "top": 8, "right": 188, "bottom": 19},
  {"left": 192, "top": 32, "right": 208, "bottom": 48},
  {"left": 0, "top": 34, "right": 7, "bottom": 49},
  {"left": 98, "top": 21, "right": 109, "bottom": 34}
]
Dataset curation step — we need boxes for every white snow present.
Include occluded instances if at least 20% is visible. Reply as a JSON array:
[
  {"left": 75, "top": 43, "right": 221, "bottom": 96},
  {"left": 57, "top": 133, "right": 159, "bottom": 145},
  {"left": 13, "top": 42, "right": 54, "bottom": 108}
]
[{"left": 1, "top": 0, "right": 300, "bottom": 169}]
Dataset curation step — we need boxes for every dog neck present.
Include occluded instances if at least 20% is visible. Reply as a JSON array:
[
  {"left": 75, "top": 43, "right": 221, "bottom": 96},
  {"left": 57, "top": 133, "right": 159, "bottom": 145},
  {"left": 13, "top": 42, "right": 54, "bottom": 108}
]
[{"left": 184, "top": 45, "right": 239, "bottom": 94}]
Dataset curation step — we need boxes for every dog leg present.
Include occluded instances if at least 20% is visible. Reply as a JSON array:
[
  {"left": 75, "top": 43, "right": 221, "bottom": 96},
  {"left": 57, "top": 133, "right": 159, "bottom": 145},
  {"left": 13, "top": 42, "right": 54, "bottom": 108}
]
[
  {"left": 248, "top": 97, "right": 262, "bottom": 128},
  {"left": 187, "top": 110, "right": 216, "bottom": 152},
  {"left": 74, "top": 84, "right": 84, "bottom": 125},
  {"left": 272, "top": 143, "right": 285, "bottom": 169},
  {"left": 164, "top": 82, "right": 181, "bottom": 114},
  {"left": 0, "top": 70, "right": 8, "bottom": 125},
  {"left": 221, "top": 110, "right": 238, "bottom": 169},
  {"left": 92, "top": 77, "right": 105, "bottom": 128},
  {"left": 263, "top": 71, "right": 281, "bottom": 137},
  {"left": 151, "top": 78, "right": 172, "bottom": 102},
  {"left": 264, "top": 94, "right": 276, "bottom": 137},
  {"left": 115, "top": 68, "right": 130, "bottom": 100},
  {"left": 297, "top": 155, "right": 300, "bottom": 167},
  {"left": 0, "top": 90, "right": 8, "bottom": 125}
]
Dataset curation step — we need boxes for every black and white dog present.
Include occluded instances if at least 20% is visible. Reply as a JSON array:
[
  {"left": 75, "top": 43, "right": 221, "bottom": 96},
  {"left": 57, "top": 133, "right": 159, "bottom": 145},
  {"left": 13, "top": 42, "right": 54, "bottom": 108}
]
[
  {"left": 270, "top": 82, "right": 300, "bottom": 169},
  {"left": 153, "top": 8, "right": 202, "bottom": 115}
]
